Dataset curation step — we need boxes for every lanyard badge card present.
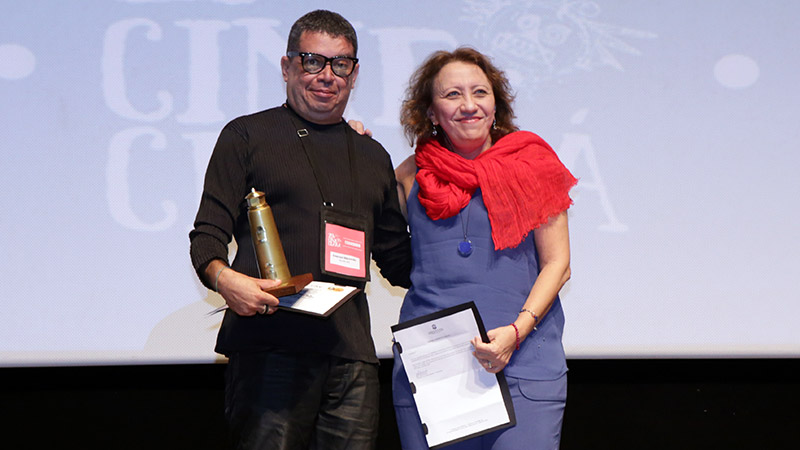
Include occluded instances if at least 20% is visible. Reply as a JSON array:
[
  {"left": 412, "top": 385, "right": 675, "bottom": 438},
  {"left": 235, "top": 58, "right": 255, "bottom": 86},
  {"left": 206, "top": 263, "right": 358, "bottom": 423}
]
[
  {"left": 287, "top": 105, "right": 370, "bottom": 282},
  {"left": 320, "top": 205, "right": 370, "bottom": 282}
]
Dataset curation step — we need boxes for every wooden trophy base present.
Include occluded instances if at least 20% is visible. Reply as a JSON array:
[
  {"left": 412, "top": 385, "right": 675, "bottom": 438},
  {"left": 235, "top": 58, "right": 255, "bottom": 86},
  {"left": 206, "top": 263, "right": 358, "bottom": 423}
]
[{"left": 264, "top": 273, "right": 313, "bottom": 297}]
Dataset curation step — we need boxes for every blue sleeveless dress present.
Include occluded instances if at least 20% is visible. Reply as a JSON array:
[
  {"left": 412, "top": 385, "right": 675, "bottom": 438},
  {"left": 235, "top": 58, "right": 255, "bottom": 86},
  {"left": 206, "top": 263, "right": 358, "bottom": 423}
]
[{"left": 392, "top": 183, "right": 568, "bottom": 449}]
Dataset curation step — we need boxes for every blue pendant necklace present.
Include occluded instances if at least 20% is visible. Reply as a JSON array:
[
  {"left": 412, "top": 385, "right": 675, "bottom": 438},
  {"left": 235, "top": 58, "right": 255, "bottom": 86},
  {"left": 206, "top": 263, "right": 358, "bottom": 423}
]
[{"left": 458, "top": 201, "right": 473, "bottom": 257}]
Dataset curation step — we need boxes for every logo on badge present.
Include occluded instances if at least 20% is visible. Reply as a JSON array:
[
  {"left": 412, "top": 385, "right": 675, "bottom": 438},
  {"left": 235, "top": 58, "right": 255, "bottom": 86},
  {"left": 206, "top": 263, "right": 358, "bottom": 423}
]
[{"left": 327, "top": 232, "right": 342, "bottom": 248}]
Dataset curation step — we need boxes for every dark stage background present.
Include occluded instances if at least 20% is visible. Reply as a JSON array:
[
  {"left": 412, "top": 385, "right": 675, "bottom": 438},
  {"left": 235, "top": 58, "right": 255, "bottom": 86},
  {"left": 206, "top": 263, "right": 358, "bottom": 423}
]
[{"left": 2, "top": 358, "right": 798, "bottom": 450}]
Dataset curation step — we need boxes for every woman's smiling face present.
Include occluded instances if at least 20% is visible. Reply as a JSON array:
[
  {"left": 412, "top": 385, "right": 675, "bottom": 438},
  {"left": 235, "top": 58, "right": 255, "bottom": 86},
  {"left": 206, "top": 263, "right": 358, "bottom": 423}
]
[{"left": 428, "top": 61, "right": 496, "bottom": 159}]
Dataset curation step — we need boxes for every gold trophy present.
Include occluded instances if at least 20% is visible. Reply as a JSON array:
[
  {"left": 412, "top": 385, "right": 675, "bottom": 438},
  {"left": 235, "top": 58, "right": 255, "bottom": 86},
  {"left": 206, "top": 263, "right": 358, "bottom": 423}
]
[{"left": 246, "top": 188, "right": 311, "bottom": 296}]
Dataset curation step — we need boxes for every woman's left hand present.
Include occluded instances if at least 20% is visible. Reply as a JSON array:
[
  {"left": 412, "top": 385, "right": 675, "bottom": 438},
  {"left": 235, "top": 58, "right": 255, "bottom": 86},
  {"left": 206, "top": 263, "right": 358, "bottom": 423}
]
[{"left": 471, "top": 325, "right": 517, "bottom": 373}]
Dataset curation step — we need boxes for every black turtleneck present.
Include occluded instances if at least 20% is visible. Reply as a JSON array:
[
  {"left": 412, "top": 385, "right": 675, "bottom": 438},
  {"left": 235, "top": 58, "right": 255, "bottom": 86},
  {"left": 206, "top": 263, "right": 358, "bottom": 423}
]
[{"left": 190, "top": 105, "right": 411, "bottom": 363}]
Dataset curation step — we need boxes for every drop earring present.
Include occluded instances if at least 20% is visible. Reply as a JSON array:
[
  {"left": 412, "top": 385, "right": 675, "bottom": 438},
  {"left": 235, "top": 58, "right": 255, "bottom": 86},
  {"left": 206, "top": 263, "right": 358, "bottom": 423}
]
[
  {"left": 432, "top": 122, "right": 438, "bottom": 136},
  {"left": 492, "top": 118, "right": 497, "bottom": 130}
]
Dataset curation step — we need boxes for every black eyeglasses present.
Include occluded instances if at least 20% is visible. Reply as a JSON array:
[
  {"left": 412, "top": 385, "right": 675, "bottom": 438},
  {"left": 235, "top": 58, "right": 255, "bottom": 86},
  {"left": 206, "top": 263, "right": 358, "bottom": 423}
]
[{"left": 287, "top": 51, "right": 358, "bottom": 77}]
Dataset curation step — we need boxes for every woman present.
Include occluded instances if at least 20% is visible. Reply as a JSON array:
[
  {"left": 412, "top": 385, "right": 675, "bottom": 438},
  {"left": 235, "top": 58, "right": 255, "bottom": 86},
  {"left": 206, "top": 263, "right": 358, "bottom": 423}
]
[{"left": 392, "top": 47, "right": 578, "bottom": 449}]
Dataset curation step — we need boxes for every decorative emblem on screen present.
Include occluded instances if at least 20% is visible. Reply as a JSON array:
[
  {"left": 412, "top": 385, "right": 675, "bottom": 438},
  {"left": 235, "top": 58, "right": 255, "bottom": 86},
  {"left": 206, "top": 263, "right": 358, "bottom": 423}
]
[{"left": 462, "top": 0, "right": 657, "bottom": 89}]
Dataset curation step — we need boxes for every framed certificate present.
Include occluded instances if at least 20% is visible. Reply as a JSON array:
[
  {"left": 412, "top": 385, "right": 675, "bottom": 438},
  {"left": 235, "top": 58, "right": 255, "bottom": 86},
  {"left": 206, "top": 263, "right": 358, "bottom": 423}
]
[
  {"left": 277, "top": 281, "right": 360, "bottom": 317},
  {"left": 391, "top": 302, "right": 516, "bottom": 448},
  {"left": 207, "top": 281, "right": 359, "bottom": 318}
]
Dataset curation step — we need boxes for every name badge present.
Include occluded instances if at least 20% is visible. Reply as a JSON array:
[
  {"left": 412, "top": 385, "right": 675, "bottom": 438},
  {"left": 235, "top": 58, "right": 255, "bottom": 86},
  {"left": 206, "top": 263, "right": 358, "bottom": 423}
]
[{"left": 320, "top": 206, "right": 370, "bottom": 282}]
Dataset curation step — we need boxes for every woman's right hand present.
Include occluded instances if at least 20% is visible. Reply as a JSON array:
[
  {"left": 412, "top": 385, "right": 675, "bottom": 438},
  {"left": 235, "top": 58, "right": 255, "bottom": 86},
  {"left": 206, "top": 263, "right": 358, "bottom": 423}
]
[{"left": 347, "top": 119, "right": 372, "bottom": 137}]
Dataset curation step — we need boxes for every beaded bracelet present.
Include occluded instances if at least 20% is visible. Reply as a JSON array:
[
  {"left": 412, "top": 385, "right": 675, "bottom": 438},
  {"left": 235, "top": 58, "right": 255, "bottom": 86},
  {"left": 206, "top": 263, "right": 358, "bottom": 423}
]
[
  {"left": 214, "top": 266, "right": 229, "bottom": 293},
  {"left": 510, "top": 323, "right": 520, "bottom": 350},
  {"left": 519, "top": 308, "right": 539, "bottom": 331}
]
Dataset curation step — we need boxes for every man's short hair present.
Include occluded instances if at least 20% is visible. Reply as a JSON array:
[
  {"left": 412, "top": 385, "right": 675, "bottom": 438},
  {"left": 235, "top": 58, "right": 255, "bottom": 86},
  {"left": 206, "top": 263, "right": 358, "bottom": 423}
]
[{"left": 287, "top": 10, "right": 358, "bottom": 56}]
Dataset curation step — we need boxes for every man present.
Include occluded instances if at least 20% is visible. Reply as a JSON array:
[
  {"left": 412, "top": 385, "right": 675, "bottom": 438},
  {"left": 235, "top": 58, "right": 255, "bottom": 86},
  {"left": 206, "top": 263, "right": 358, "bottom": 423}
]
[{"left": 189, "top": 10, "right": 411, "bottom": 449}]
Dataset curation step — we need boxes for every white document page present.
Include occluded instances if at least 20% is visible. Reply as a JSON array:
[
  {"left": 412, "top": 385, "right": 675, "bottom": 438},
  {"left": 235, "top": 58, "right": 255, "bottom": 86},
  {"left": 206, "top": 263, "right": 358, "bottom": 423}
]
[{"left": 392, "top": 307, "right": 513, "bottom": 448}]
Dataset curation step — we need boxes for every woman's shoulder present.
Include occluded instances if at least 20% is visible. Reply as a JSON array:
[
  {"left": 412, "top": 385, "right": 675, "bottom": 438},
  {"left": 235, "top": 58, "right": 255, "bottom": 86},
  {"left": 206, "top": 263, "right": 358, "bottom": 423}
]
[
  {"left": 394, "top": 154, "right": 417, "bottom": 203},
  {"left": 395, "top": 154, "right": 416, "bottom": 185}
]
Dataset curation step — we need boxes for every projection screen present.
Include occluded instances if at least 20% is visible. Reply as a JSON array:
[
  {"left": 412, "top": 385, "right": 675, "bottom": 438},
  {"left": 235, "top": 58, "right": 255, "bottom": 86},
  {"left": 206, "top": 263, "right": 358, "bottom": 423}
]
[{"left": 2, "top": 0, "right": 798, "bottom": 367}]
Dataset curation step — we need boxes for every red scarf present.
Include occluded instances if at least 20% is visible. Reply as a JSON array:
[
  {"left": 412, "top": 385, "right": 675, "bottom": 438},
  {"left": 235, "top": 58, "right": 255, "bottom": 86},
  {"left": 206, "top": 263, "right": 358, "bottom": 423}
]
[{"left": 415, "top": 131, "right": 577, "bottom": 250}]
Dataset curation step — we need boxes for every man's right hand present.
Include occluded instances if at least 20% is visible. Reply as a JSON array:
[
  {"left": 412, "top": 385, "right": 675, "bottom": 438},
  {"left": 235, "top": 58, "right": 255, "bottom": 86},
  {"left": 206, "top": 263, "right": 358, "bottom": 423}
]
[{"left": 209, "top": 262, "right": 281, "bottom": 316}]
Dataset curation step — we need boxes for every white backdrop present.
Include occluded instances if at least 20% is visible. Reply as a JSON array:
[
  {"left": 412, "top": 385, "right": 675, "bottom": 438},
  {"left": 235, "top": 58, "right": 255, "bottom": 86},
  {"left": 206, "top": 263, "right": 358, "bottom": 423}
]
[{"left": 2, "top": 0, "right": 798, "bottom": 367}]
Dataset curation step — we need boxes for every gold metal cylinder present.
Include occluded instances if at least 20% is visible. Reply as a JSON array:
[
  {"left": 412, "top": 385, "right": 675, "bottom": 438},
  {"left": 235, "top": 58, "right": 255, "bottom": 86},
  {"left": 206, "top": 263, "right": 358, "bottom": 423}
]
[{"left": 245, "top": 188, "right": 291, "bottom": 281}]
